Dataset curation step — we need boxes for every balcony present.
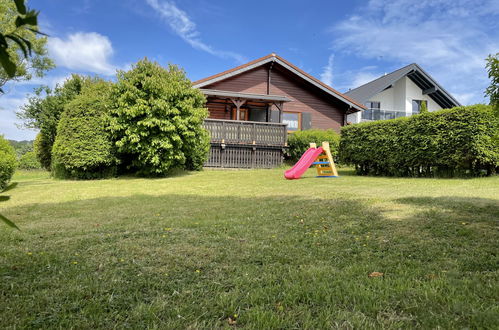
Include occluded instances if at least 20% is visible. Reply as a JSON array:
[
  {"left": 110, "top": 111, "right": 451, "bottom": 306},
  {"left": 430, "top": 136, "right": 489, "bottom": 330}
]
[
  {"left": 361, "top": 109, "right": 407, "bottom": 121},
  {"left": 202, "top": 119, "right": 288, "bottom": 168}
]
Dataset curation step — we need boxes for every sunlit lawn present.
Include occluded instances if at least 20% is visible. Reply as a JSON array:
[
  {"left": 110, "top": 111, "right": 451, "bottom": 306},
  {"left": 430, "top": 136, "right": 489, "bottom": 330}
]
[{"left": 0, "top": 168, "right": 498, "bottom": 328}]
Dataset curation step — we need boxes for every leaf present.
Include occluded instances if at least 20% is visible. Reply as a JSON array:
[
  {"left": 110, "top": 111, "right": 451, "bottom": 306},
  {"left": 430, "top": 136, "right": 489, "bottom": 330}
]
[
  {"left": 5, "top": 35, "right": 28, "bottom": 58},
  {"left": 227, "top": 317, "right": 237, "bottom": 326},
  {"left": 0, "top": 47, "right": 17, "bottom": 77},
  {"left": 14, "top": 0, "right": 27, "bottom": 15},
  {"left": 15, "top": 11, "right": 38, "bottom": 28},
  {"left": 0, "top": 213, "right": 20, "bottom": 230},
  {"left": 368, "top": 271, "right": 384, "bottom": 278}
]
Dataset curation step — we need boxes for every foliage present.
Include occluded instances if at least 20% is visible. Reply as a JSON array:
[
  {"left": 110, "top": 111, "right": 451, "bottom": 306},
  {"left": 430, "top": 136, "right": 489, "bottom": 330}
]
[
  {"left": 339, "top": 105, "right": 499, "bottom": 177},
  {"left": 33, "top": 131, "right": 51, "bottom": 170},
  {"left": 18, "top": 75, "right": 88, "bottom": 169},
  {"left": 18, "top": 151, "right": 40, "bottom": 170},
  {"left": 287, "top": 129, "right": 340, "bottom": 162},
  {"left": 8, "top": 139, "right": 32, "bottom": 157},
  {"left": 0, "top": 135, "right": 17, "bottom": 190},
  {"left": 485, "top": 53, "right": 499, "bottom": 117},
  {"left": 52, "top": 79, "right": 117, "bottom": 179},
  {"left": 108, "top": 58, "right": 209, "bottom": 176},
  {"left": 0, "top": 0, "right": 54, "bottom": 91},
  {"left": 419, "top": 100, "right": 428, "bottom": 113}
]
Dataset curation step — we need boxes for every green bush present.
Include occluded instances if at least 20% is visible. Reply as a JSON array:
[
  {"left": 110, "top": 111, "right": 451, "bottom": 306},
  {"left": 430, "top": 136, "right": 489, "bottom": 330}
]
[
  {"left": 0, "top": 135, "right": 17, "bottom": 190},
  {"left": 51, "top": 80, "right": 117, "bottom": 179},
  {"left": 108, "top": 59, "right": 209, "bottom": 176},
  {"left": 19, "top": 75, "right": 89, "bottom": 170},
  {"left": 287, "top": 129, "right": 340, "bottom": 162},
  {"left": 18, "top": 151, "right": 42, "bottom": 170},
  {"left": 34, "top": 132, "right": 52, "bottom": 170},
  {"left": 339, "top": 105, "right": 499, "bottom": 177}
]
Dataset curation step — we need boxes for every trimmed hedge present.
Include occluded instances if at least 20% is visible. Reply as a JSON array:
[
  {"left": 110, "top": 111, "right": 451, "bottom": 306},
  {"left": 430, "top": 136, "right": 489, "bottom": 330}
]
[
  {"left": 0, "top": 135, "right": 17, "bottom": 190},
  {"left": 339, "top": 105, "right": 499, "bottom": 177},
  {"left": 287, "top": 129, "right": 340, "bottom": 162},
  {"left": 52, "top": 80, "right": 117, "bottom": 179},
  {"left": 19, "top": 151, "right": 42, "bottom": 170}
]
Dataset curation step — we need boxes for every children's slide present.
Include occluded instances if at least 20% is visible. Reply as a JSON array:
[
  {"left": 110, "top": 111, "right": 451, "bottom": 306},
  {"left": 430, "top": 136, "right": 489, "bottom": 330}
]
[{"left": 284, "top": 147, "right": 324, "bottom": 180}]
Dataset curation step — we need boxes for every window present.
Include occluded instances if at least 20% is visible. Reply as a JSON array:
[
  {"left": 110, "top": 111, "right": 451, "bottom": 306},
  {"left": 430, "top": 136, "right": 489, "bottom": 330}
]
[
  {"left": 362, "top": 101, "right": 381, "bottom": 120},
  {"left": 282, "top": 112, "right": 300, "bottom": 132},
  {"left": 412, "top": 100, "right": 427, "bottom": 114},
  {"left": 365, "top": 101, "right": 381, "bottom": 110}
]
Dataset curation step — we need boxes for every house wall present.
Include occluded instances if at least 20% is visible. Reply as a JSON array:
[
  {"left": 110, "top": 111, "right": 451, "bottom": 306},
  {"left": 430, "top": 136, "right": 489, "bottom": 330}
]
[
  {"left": 203, "top": 64, "right": 349, "bottom": 132},
  {"left": 404, "top": 77, "right": 442, "bottom": 113},
  {"left": 347, "top": 77, "right": 443, "bottom": 123}
]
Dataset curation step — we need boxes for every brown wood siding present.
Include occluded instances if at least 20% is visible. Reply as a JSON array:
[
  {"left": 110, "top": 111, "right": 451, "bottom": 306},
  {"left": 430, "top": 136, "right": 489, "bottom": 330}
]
[
  {"left": 206, "top": 99, "right": 231, "bottom": 120},
  {"left": 204, "top": 66, "right": 269, "bottom": 94},
  {"left": 269, "top": 67, "right": 345, "bottom": 131},
  {"left": 203, "top": 63, "right": 348, "bottom": 132}
]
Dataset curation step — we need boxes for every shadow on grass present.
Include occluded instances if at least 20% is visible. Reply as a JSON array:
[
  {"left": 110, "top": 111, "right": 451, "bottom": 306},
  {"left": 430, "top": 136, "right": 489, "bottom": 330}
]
[
  {"left": 1, "top": 193, "right": 498, "bottom": 329},
  {"left": 396, "top": 196, "right": 499, "bottom": 223}
]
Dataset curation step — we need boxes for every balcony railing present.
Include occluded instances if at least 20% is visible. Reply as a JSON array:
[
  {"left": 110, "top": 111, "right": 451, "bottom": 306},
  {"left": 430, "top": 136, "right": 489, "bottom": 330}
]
[
  {"left": 361, "top": 109, "right": 407, "bottom": 121},
  {"left": 203, "top": 119, "right": 288, "bottom": 146}
]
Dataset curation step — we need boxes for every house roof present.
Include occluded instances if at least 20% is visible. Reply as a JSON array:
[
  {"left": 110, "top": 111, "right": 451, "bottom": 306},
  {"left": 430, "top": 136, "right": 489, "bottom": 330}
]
[
  {"left": 200, "top": 89, "right": 292, "bottom": 103},
  {"left": 193, "top": 53, "right": 366, "bottom": 112},
  {"left": 344, "top": 63, "right": 461, "bottom": 109}
]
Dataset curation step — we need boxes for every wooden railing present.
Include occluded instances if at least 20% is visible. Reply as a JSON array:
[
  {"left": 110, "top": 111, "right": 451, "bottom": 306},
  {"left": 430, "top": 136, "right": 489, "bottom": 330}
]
[{"left": 203, "top": 119, "right": 288, "bottom": 146}]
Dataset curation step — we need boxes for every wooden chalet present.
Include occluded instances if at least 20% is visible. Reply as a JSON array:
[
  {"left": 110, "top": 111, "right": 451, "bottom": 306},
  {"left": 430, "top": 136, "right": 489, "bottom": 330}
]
[{"left": 193, "top": 53, "right": 365, "bottom": 168}]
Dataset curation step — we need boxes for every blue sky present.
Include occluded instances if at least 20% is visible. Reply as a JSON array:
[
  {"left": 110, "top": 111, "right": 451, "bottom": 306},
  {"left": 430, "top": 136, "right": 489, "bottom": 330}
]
[{"left": 1, "top": 0, "right": 498, "bottom": 140}]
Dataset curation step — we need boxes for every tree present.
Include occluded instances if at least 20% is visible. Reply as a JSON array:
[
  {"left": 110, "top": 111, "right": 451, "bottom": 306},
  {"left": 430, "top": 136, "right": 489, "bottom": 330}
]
[
  {"left": 0, "top": 0, "right": 54, "bottom": 91},
  {"left": 108, "top": 59, "right": 210, "bottom": 176},
  {"left": 485, "top": 53, "right": 499, "bottom": 117},
  {"left": 0, "top": 135, "right": 17, "bottom": 190},
  {"left": 18, "top": 75, "right": 88, "bottom": 169},
  {"left": 52, "top": 79, "right": 117, "bottom": 179}
]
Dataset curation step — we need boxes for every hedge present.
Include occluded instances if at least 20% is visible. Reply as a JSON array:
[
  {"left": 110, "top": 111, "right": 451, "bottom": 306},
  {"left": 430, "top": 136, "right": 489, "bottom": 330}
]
[
  {"left": 0, "top": 135, "right": 17, "bottom": 190},
  {"left": 287, "top": 129, "right": 340, "bottom": 162},
  {"left": 339, "top": 105, "right": 499, "bottom": 177},
  {"left": 18, "top": 151, "right": 42, "bottom": 170},
  {"left": 52, "top": 80, "right": 117, "bottom": 179}
]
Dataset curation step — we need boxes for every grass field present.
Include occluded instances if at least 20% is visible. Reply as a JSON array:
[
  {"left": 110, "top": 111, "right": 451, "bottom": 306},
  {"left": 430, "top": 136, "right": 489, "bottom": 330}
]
[{"left": 1, "top": 168, "right": 498, "bottom": 328}]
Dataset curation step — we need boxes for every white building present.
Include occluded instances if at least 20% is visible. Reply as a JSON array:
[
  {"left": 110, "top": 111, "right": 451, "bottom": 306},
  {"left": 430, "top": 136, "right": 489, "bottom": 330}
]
[{"left": 345, "top": 64, "right": 461, "bottom": 123}]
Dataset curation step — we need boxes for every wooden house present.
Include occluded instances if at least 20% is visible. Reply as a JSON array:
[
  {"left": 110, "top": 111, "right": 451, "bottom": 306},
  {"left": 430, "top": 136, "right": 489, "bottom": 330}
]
[{"left": 193, "top": 53, "right": 365, "bottom": 168}]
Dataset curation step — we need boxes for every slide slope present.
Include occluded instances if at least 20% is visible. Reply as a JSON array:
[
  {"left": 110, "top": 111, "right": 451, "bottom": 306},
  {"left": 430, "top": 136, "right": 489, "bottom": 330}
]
[{"left": 284, "top": 147, "right": 323, "bottom": 180}]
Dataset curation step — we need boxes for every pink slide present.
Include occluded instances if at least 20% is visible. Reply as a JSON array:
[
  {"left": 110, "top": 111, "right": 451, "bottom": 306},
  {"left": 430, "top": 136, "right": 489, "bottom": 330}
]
[{"left": 284, "top": 147, "right": 323, "bottom": 180}]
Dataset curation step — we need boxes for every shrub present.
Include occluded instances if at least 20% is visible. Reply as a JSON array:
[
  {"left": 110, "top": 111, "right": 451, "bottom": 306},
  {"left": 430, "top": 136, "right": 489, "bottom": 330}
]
[
  {"left": 18, "top": 151, "right": 42, "bottom": 170},
  {"left": 51, "top": 80, "right": 117, "bottom": 179},
  {"left": 34, "top": 132, "right": 52, "bottom": 170},
  {"left": 108, "top": 59, "right": 209, "bottom": 176},
  {"left": 0, "top": 135, "right": 17, "bottom": 190},
  {"left": 339, "top": 105, "right": 499, "bottom": 177},
  {"left": 287, "top": 129, "right": 340, "bottom": 162},
  {"left": 19, "top": 75, "right": 89, "bottom": 170}
]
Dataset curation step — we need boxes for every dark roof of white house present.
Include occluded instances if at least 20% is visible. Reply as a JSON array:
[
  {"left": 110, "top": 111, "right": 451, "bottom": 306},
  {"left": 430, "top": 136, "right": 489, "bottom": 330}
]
[{"left": 344, "top": 63, "right": 461, "bottom": 109}]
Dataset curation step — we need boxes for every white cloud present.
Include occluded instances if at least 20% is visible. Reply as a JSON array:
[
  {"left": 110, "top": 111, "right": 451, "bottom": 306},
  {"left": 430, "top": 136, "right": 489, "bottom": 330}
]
[
  {"left": 0, "top": 95, "right": 37, "bottom": 141},
  {"left": 320, "top": 54, "right": 335, "bottom": 86},
  {"left": 145, "top": 0, "right": 246, "bottom": 63},
  {"left": 331, "top": 0, "right": 499, "bottom": 105},
  {"left": 350, "top": 72, "right": 382, "bottom": 89},
  {"left": 48, "top": 32, "right": 116, "bottom": 75}
]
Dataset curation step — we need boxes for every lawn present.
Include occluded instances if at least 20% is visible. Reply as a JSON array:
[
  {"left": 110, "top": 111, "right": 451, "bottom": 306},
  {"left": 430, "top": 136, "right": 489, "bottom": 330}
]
[{"left": 0, "top": 168, "right": 498, "bottom": 328}]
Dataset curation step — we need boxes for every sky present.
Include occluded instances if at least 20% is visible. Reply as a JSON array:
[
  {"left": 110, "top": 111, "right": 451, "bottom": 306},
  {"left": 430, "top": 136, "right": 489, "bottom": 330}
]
[{"left": 1, "top": 0, "right": 498, "bottom": 140}]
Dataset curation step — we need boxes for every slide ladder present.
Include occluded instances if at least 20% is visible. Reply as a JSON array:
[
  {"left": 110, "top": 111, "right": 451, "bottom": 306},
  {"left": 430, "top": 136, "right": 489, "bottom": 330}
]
[{"left": 310, "top": 141, "right": 338, "bottom": 178}]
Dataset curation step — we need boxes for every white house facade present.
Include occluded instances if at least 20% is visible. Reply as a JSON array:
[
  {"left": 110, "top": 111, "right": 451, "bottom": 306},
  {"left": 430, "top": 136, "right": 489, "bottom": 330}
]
[{"left": 345, "top": 64, "right": 461, "bottom": 123}]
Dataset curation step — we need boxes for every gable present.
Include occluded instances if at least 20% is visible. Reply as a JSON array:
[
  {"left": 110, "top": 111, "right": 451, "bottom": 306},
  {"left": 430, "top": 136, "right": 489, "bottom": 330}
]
[{"left": 193, "top": 54, "right": 366, "bottom": 112}]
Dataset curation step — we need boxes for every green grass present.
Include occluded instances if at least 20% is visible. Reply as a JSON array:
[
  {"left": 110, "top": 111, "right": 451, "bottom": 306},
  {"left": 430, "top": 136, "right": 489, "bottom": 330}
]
[{"left": 1, "top": 168, "right": 498, "bottom": 328}]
